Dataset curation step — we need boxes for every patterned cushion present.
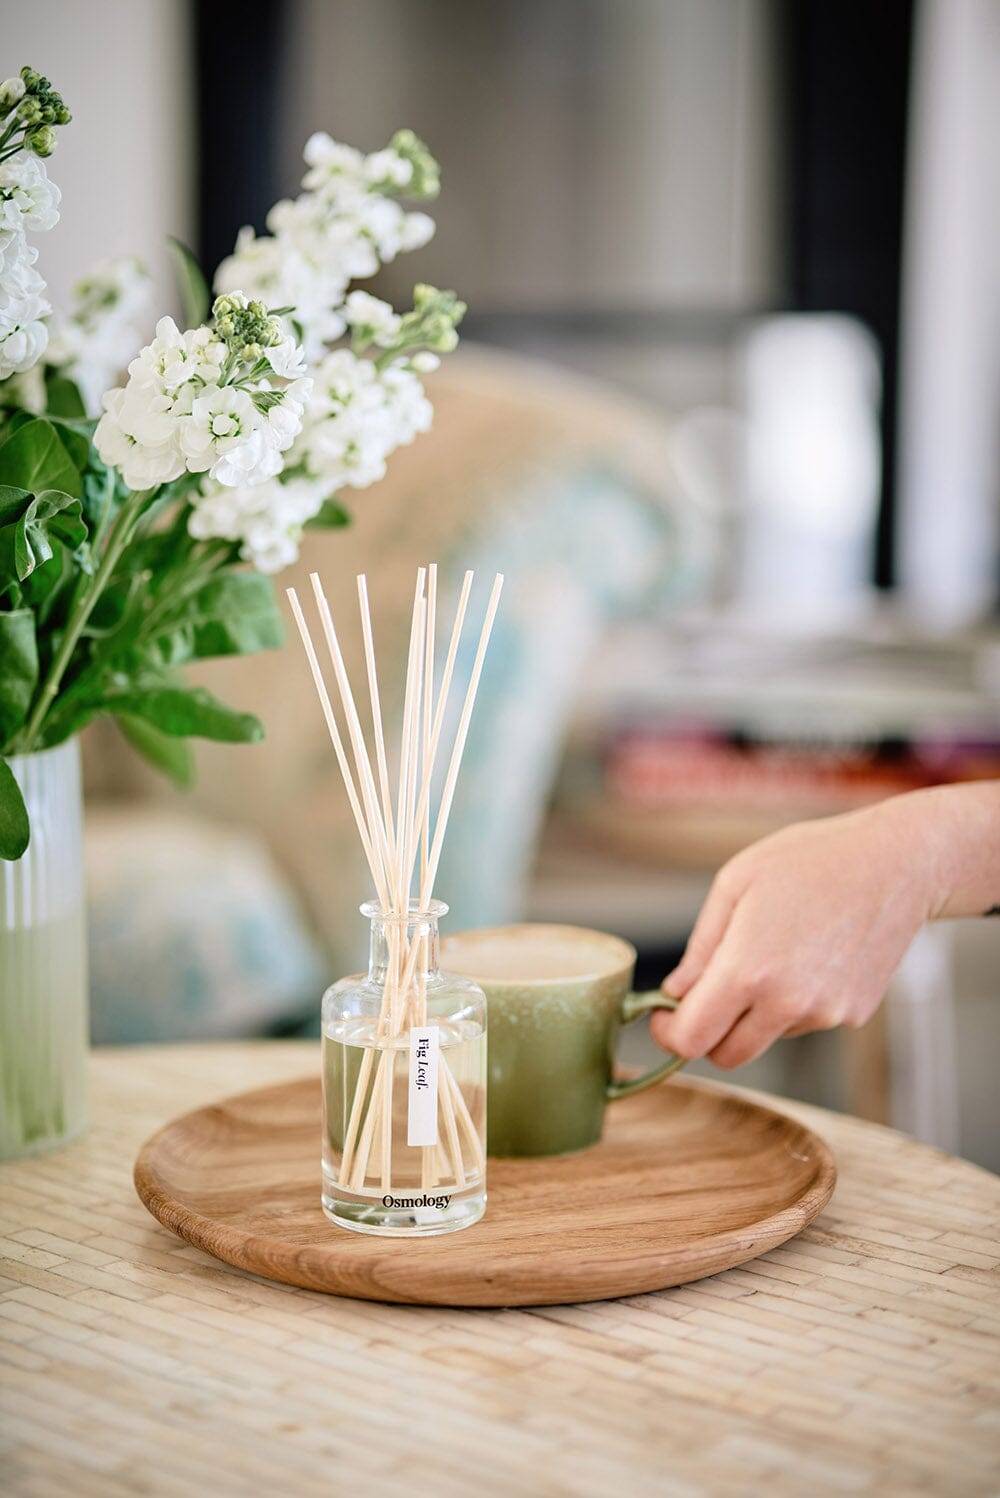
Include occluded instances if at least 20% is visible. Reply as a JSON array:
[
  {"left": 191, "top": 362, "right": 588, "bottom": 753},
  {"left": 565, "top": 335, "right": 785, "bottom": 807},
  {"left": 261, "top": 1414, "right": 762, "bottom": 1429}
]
[{"left": 86, "top": 807, "right": 326, "bottom": 1043}]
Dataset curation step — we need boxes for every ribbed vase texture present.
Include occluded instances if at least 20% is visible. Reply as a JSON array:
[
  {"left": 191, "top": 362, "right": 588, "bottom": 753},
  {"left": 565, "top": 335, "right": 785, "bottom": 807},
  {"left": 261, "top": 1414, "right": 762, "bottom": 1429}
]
[{"left": 1, "top": 739, "right": 88, "bottom": 1159}]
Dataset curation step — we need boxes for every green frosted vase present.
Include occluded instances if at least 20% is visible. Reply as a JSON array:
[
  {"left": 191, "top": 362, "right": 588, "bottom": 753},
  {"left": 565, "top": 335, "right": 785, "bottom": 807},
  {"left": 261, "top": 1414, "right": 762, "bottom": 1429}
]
[{"left": 1, "top": 738, "right": 89, "bottom": 1160}]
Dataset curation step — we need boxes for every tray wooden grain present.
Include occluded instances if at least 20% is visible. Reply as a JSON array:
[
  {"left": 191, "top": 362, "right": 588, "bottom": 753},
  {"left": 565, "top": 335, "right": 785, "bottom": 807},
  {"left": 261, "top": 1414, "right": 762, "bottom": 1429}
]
[{"left": 134, "top": 1073, "right": 836, "bottom": 1306}]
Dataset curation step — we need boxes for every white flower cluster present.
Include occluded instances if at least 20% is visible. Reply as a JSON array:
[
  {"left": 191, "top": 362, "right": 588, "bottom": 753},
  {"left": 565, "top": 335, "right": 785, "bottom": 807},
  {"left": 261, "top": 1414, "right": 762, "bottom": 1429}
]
[
  {"left": 0, "top": 152, "right": 60, "bottom": 380},
  {"left": 47, "top": 256, "right": 151, "bottom": 414},
  {"left": 214, "top": 131, "right": 435, "bottom": 362},
  {"left": 180, "top": 134, "right": 460, "bottom": 575},
  {"left": 298, "top": 348, "right": 433, "bottom": 491},
  {"left": 188, "top": 475, "right": 324, "bottom": 575},
  {"left": 186, "top": 334, "right": 433, "bottom": 574},
  {"left": 94, "top": 312, "right": 310, "bottom": 492}
]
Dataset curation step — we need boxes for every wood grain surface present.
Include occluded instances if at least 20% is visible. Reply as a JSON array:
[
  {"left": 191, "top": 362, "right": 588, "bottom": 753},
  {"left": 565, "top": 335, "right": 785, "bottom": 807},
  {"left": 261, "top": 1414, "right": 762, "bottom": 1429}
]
[
  {"left": 133, "top": 1073, "right": 836, "bottom": 1306},
  {"left": 2, "top": 1042, "right": 999, "bottom": 1498}
]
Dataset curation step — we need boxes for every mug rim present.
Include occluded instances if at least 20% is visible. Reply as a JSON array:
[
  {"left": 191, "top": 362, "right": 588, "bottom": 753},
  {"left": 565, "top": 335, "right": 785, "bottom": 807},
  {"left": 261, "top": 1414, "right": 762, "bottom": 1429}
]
[{"left": 440, "top": 921, "right": 637, "bottom": 987}]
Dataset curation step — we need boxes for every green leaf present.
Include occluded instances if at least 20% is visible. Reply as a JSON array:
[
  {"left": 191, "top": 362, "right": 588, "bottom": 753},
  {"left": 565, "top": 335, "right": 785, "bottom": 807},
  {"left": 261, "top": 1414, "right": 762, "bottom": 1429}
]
[
  {"left": 105, "top": 683, "right": 264, "bottom": 743},
  {"left": 0, "top": 417, "right": 83, "bottom": 499},
  {"left": 0, "top": 757, "right": 29, "bottom": 860},
  {"left": 45, "top": 415, "right": 94, "bottom": 475},
  {"left": 79, "top": 456, "right": 120, "bottom": 539},
  {"left": 136, "top": 572, "right": 284, "bottom": 667},
  {"left": 168, "top": 237, "right": 211, "bottom": 327},
  {"left": 0, "top": 486, "right": 87, "bottom": 582},
  {"left": 305, "top": 499, "right": 351, "bottom": 530},
  {"left": 115, "top": 712, "right": 195, "bottom": 788},
  {"left": 0, "top": 609, "right": 38, "bottom": 746},
  {"left": 44, "top": 371, "right": 87, "bottom": 419}
]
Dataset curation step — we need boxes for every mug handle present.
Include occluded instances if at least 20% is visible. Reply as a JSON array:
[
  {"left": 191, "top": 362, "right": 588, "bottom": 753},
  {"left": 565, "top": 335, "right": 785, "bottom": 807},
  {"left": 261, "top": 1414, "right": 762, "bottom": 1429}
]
[{"left": 606, "top": 991, "right": 687, "bottom": 1101}]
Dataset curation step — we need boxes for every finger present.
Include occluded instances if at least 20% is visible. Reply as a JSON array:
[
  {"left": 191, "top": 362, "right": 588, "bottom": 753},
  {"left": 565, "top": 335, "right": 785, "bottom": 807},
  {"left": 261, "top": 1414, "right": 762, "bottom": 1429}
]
[
  {"left": 708, "top": 1005, "right": 788, "bottom": 1070},
  {"left": 663, "top": 870, "right": 741, "bottom": 998},
  {"left": 651, "top": 956, "right": 750, "bottom": 1060}
]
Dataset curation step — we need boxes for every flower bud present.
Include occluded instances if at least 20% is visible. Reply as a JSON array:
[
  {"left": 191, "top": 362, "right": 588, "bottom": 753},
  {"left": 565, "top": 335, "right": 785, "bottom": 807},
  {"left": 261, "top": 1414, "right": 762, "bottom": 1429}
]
[
  {"left": 28, "top": 125, "right": 56, "bottom": 157},
  {"left": 19, "top": 67, "right": 42, "bottom": 90},
  {"left": 213, "top": 292, "right": 282, "bottom": 358},
  {"left": 17, "top": 96, "right": 43, "bottom": 125},
  {"left": 389, "top": 129, "right": 440, "bottom": 200}
]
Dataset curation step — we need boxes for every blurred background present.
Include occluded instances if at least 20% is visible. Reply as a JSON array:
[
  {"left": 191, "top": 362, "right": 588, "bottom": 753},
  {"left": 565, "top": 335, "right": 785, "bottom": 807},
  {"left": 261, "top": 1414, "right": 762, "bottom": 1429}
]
[{"left": 7, "top": 0, "right": 1000, "bottom": 1167}]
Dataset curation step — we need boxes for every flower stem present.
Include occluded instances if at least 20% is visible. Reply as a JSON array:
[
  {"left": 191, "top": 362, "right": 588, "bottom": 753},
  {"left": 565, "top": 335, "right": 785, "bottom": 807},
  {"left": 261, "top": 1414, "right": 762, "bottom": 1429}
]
[{"left": 18, "top": 488, "right": 153, "bottom": 752}]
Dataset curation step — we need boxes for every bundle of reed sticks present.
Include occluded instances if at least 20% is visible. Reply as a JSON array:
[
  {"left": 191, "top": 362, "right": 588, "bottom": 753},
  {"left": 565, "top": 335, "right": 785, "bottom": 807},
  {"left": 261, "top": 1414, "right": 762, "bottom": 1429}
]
[{"left": 287, "top": 566, "right": 503, "bottom": 1195}]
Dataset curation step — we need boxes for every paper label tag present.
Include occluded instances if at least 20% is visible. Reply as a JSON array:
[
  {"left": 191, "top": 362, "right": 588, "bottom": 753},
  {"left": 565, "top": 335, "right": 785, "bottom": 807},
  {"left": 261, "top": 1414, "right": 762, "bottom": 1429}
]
[{"left": 407, "top": 1026, "right": 440, "bottom": 1147}]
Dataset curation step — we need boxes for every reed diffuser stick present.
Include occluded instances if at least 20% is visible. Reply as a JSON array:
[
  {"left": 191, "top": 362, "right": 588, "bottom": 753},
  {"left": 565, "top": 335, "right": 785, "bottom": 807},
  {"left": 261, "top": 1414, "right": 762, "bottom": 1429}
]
[
  {"left": 289, "top": 566, "right": 502, "bottom": 1202},
  {"left": 310, "top": 574, "right": 395, "bottom": 893},
  {"left": 285, "top": 592, "right": 389, "bottom": 910},
  {"left": 422, "top": 573, "right": 504, "bottom": 902},
  {"left": 357, "top": 574, "right": 397, "bottom": 866},
  {"left": 421, "top": 563, "right": 437, "bottom": 897}
]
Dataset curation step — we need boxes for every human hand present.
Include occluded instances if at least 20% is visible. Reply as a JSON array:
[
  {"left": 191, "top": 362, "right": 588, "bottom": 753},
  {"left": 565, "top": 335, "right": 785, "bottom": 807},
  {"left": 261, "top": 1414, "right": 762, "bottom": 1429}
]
[{"left": 651, "top": 800, "right": 939, "bottom": 1069}]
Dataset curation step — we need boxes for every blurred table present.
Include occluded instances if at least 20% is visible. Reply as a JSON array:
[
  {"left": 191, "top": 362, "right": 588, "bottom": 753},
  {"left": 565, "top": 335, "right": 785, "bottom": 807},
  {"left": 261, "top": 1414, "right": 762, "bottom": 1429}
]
[{"left": 2, "top": 1042, "right": 999, "bottom": 1497}]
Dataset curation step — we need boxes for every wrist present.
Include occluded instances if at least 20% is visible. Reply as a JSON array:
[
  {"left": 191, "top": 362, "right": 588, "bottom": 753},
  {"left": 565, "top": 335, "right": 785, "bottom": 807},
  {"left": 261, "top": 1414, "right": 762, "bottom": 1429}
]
[
  {"left": 865, "top": 788, "right": 955, "bottom": 922},
  {"left": 871, "top": 782, "right": 1000, "bottom": 920}
]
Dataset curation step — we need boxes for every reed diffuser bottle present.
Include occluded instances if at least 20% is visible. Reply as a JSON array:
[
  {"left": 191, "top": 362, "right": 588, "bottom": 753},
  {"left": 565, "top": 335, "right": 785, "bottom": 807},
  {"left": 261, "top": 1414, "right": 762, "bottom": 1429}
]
[
  {"left": 288, "top": 561, "right": 503, "bottom": 1238},
  {"left": 322, "top": 901, "right": 487, "bottom": 1236}
]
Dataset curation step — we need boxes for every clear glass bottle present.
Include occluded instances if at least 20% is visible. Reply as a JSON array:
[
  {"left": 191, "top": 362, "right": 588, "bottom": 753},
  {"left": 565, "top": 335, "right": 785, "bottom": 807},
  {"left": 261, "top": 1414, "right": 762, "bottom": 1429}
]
[{"left": 321, "top": 900, "right": 487, "bottom": 1236}]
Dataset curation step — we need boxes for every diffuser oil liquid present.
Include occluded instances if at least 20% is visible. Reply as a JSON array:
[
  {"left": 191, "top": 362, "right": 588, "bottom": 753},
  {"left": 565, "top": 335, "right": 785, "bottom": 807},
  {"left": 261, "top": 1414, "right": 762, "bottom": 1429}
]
[{"left": 322, "top": 1014, "right": 486, "bottom": 1236}]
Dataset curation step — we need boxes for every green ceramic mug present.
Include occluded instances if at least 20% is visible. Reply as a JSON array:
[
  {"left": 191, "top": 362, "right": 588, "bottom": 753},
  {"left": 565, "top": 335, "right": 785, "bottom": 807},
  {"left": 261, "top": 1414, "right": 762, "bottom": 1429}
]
[{"left": 439, "top": 922, "right": 685, "bottom": 1157}]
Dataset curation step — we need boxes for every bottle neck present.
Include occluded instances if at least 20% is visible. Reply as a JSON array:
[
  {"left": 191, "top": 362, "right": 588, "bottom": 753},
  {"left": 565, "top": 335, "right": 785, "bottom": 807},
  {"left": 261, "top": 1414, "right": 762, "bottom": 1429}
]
[{"left": 368, "top": 913, "right": 441, "bottom": 986}]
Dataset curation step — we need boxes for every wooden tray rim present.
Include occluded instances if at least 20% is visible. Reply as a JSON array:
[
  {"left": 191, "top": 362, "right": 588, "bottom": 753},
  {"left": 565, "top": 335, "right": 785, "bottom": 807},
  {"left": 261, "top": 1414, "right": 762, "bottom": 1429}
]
[{"left": 134, "top": 1074, "right": 838, "bottom": 1307}]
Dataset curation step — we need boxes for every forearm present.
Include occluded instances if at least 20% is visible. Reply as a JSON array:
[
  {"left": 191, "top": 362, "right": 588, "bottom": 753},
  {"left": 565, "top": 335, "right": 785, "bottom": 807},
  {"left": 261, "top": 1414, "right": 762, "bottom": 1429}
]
[{"left": 876, "top": 781, "right": 1000, "bottom": 921}]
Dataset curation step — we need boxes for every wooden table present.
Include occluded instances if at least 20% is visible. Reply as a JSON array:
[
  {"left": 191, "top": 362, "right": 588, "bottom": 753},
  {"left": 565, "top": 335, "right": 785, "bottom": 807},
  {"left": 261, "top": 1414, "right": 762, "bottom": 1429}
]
[{"left": 2, "top": 1043, "right": 998, "bottom": 1498}]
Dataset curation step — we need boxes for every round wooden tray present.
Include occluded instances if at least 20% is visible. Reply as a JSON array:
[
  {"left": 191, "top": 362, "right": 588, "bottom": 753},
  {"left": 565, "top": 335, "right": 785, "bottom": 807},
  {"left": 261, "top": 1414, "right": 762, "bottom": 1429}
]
[{"left": 134, "top": 1074, "right": 836, "bottom": 1307}]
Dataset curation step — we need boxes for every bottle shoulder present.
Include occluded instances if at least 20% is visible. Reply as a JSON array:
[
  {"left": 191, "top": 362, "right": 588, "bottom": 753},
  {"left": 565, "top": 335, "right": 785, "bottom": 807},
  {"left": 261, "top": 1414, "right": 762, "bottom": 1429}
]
[{"left": 321, "top": 968, "right": 486, "bottom": 1024}]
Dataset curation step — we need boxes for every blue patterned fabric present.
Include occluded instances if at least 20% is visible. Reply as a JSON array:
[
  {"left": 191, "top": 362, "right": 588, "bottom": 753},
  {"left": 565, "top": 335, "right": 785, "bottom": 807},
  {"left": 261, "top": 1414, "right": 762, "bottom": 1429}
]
[
  {"left": 432, "top": 465, "right": 695, "bottom": 931},
  {"left": 86, "top": 809, "right": 325, "bottom": 1043}
]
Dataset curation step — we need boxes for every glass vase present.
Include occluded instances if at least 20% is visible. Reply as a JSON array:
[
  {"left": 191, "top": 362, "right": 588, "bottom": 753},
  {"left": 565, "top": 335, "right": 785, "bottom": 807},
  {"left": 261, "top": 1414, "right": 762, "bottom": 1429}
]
[
  {"left": 0, "top": 738, "right": 88, "bottom": 1159},
  {"left": 322, "top": 901, "right": 487, "bottom": 1236}
]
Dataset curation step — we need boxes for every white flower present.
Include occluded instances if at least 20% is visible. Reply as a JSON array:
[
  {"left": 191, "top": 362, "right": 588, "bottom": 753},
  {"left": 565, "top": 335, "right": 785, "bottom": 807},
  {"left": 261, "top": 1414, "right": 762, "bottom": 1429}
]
[
  {"left": 129, "top": 316, "right": 225, "bottom": 395},
  {"left": 188, "top": 473, "right": 327, "bottom": 573},
  {"left": 364, "top": 148, "right": 412, "bottom": 188},
  {"left": 0, "top": 244, "right": 47, "bottom": 320},
  {"left": 344, "top": 290, "right": 400, "bottom": 347},
  {"left": 212, "top": 427, "right": 285, "bottom": 488},
  {"left": 93, "top": 312, "right": 305, "bottom": 492},
  {"left": 0, "top": 315, "right": 48, "bottom": 378},
  {"left": 0, "top": 241, "right": 51, "bottom": 380},
  {"left": 0, "top": 154, "right": 61, "bottom": 234},
  {"left": 47, "top": 255, "right": 152, "bottom": 413},
  {"left": 94, "top": 387, "right": 186, "bottom": 489},
  {"left": 266, "top": 333, "right": 308, "bottom": 379},
  {"left": 410, "top": 351, "right": 440, "bottom": 373},
  {"left": 0, "top": 77, "right": 26, "bottom": 112},
  {"left": 381, "top": 365, "right": 433, "bottom": 438},
  {"left": 180, "top": 385, "right": 272, "bottom": 482},
  {"left": 399, "top": 211, "right": 435, "bottom": 252},
  {"left": 301, "top": 133, "right": 367, "bottom": 191},
  {"left": 215, "top": 225, "right": 347, "bottom": 364},
  {"left": 263, "top": 375, "right": 312, "bottom": 450},
  {"left": 292, "top": 348, "right": 431, "bottom": 493},
  {"left": 0, "top": 226, "right": 31, "bottom": 276},
  {"left": 216, "top": 130, "right": 439, "bottom": 362}
]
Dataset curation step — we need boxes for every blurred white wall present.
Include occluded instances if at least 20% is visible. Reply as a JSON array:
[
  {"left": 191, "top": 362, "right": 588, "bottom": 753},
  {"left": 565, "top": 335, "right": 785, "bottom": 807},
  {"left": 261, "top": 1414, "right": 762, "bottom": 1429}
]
[
  {"left": 897, "top": 0, "right": 1000, "bottom": 631},
  {"left": 3, "top": 0, "right": 192, "bottom": 320}
]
